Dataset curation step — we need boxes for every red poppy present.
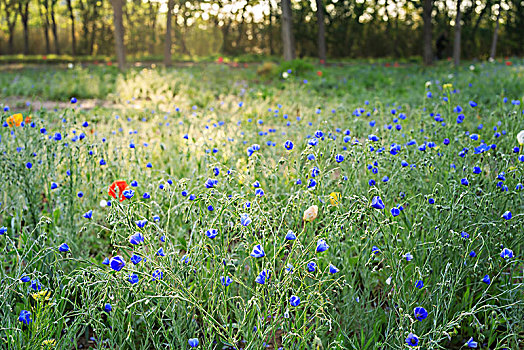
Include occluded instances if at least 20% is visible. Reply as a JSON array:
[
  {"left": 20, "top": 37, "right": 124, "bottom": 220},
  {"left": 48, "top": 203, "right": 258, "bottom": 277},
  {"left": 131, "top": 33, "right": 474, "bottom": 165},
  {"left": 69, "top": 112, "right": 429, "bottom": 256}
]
[
  {"left": 505, "top": 61, "right": 512, "bottom": 66},
  {"left": 108, "top": 180, "right": 128, "bottom": 202},
  {"left": 319, "top": 59, "right": 325, "bottom": 65},
  {"left": 217, "top": 57, "right": 224, "bottom": 63},
  {"left": 317, "top": 70, "right": 323, "bottom": 77}
]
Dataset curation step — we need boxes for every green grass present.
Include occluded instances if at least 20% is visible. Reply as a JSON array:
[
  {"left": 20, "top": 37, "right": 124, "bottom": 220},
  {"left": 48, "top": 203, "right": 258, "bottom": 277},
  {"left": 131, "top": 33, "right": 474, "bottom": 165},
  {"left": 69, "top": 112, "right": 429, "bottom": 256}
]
[{"left": 0, "top": 60, "right": 523, "bottom": 349}]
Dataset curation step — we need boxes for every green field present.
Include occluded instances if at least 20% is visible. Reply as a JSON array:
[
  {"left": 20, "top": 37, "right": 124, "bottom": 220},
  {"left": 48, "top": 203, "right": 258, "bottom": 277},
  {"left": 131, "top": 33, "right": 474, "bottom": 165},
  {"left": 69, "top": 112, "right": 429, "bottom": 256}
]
[{"left": 0, "top": 60, "right": 523, "bottom": 349}]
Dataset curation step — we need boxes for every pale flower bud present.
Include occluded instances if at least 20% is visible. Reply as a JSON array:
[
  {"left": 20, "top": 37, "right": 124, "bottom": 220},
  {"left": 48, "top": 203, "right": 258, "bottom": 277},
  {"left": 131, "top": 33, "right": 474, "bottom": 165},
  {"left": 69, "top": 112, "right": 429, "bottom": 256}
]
[{"left": 303, "top": 205, "right": 318, "bottom": 222}]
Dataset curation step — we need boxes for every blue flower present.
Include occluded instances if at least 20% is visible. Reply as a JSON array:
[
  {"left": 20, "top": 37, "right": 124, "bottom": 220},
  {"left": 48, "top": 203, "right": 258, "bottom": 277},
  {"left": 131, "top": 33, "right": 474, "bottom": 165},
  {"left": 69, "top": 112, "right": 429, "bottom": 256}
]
[
  {"left": 404, "top": 253, "right": 413, "bottom": 261},
  {"left": 157, "top": 248, "right": 165, "bottom": 257},
  {"left": 102, "top": 257, "right": 110, "bottom": 265},
  {"left": 18, "top": 310, "right": 32, "bottom": 325},
  {"left": 83, "top": 210, "right": 93, "bottom": 219},
  {"left": 251, "top": 244, "right": 265, "bottom": 258},
  {"left": 285, "top": 230, "right": 296, "bottom": 240},
  {"left": 130, "top": 254, "right": 142, "bottom": 265},
  {"left": 31, "top": 279, "right": 42, "bottom": 291},
  {"left": 307, "top": 261, "right": 317, "bottom": 272},
  {"left": 255, "top": 188, "right": 264, "bottom": 196},
  {"left": 20, "top": 275, "right": 30, "bottom": 283},
  {"left": 146, "top": 162, "right": 152, "bottom": 168},
  {"left": 220, "top": 276, "right": 232, "bottom": 287},
  {"left": 110, "top": 256, "right": 125, "bottom": 272},
  {"left": 461, "top": 231, "right": 470, "bottom": 239},
  {"left": 500, "top": 248, "right": 513, "bottom": 260},
  {"left": 135, "top": 219, "right": 148, "bottom": 228},
  {"left": 152, "top": 269, "right": 163, "bottom": 281},
  {"left": 128, "top": 274, "right": 139, "bottom": 284},
  {"left": 308, "top": 179, "right": 317, "bottom": 189},
  {"left": 482, "top": 274, "right": 490, "bottom": 285},
  {"left": 502, "top": 211, "right": 512, "bottom": 220},
  {"left": 316, "top": 239, "right": 329, "bottom": 253},
  {"left": 142, "top": 192, "right": 151, "bottom": 199},
  {"left": 252, "top": 180, "right": 260, "bottom": 188},
  {"left": 0, "top": 226, "right": 7, "bottom": 235},
  {"left": 284, "top": 140, "right": 294, "bottom": 150},
  {"left": 461, "top": 178, "right": 469, "bottom": 186},
  {"left": 371, "top": 246, "right": 380, "bottom": 255},
  {"left": 466, "top": 337, "right": 478, "bottom": 348},
  {"left": 371, "top": 196, "right": 385, "bottom": 210},
  {"left": 104, "top": 303, "right": 112, "bottom": 312},
  {"left": 123, "top": 190, "right": 135, "bottom": 199},
  {"left": 391, "top": 207, "right": 400, "bottom": 217},
  {"left": 129, "top": 232, "right": 144, "bottom": 245},
  {"left": 329, "top": 264, "right": 339, "bottom": 274},
  {"left": 469, "top": 251, "right": 477, "bottom": 258},
  {"left": 188, "top": 338, "right": 199, "bottom": 348},
  {"left": 405, "top": 333, "right": 419, "bottom": 347},
  {"left": 415, "top": 280, "right": 424, "bottom": 289},
  {"left": 240, "top": 213, "right": 252, "bottom": 226},
  {"left": 290, "top": 295, "right": 300, "bottom": 307},
  {"left": 206, "top": 229, "right": 218, "bottom": 239},
  {"left": 335, "top": 154, "right": 344, "bottom": 163},
  {"left": 255, "top": 269, "right": 269, "bottom": 284},
  {"left": 204, "top": 178, "right": 217, "bottom": 188},
  {"left": 58, "top": 243, "right": 70, "bottom": 252},
  {"left": 71, "top": 97, "right": 77, "bottom": 104},
  {"left": 414, "top": 307, "right": 428, "bottom": 321}
]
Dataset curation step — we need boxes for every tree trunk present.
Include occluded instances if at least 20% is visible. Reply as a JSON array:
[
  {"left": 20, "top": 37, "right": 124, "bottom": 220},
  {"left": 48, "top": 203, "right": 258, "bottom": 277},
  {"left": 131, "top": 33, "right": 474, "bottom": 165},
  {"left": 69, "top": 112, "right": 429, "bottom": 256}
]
[
  {"left": 453, "top": 0, "right": 462, "bottom": 68},
  {"left": 67, "top": 0, "right": 76, "bottom": 55},
  {"left": 423, "top": 0, "right": 433, "bottom": 65},
  {"left": 39, "top": 0, "right": 51, "bottom": 53},
  {"left": 148, "top": 0, "right": 157, "bottom": 56},
  {"left": 111, "top": 0, "right": 126, "bottom": 69},
  {"left": 164, "top": 0, "right": 174, "bottom": 66},
  {"left": 281, "top": 0, "right": 295, "bottom": 60},
  {"left": 489, "top": 4, "right": 501, "bottom": 60},
  {"left": 268, "top": 0, "right": 274, "bottom": 55},
  {"left": 18, "top": 1, "right": 30, "bottom": 54},
  {"left": 50, "top": 0, "right": 60, "bottom": 54},
  {"left": 316, "top": 0, "right": 326, "bottom": 62}
]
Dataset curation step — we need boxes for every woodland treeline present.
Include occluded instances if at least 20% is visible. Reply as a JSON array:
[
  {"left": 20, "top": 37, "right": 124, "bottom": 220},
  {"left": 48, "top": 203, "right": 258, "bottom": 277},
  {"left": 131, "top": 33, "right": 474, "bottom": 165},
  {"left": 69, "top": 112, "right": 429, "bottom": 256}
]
[{"left": 1, "top": 0, "right": 523, "bottom": 66}]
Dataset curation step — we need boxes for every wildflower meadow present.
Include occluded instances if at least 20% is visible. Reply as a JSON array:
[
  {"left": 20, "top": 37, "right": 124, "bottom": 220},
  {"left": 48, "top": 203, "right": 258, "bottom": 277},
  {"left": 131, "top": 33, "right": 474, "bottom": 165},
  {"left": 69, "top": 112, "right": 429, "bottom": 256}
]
[{"left": 0, "top": 60, "right": 523, "bottom": 349}]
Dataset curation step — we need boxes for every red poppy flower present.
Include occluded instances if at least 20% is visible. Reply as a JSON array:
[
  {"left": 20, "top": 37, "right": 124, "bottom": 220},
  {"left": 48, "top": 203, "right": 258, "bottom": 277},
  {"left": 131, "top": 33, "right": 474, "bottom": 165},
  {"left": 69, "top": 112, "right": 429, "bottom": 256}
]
[
  {"left": 108, "top": 180, "right": 128, "bottom": 202},
  {"left": 317, "top": 70, "right": 323, "bottom": 77},
  {"left": 319, "top": 59, "right": 325, "bottom": 65},
  {"left": 217, "top": 57, "right": 224, "bottom": 63},
  {"left": 505, "top": 61, "right": 512, "bottom": 66}
]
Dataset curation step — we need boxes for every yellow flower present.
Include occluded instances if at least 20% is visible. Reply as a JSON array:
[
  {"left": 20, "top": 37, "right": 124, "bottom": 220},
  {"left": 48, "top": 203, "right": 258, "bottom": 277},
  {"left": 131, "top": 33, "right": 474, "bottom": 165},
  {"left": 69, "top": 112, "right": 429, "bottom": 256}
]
[
  {"left": 32, "top": 290, "right": 52, "bottom": 302},
  {"left": 6, "top": 113, "right": 23, "bottom": 127},
  {"left": 329, "top": 192, "right": 341, "bottom": 206},
  {"left": 303, "top": 205, "right": 318, "bottom": 222},
  {"left": 42, "top": 339, "right": 56, "bottom": 348},
  {"left": 443, "top": 83, "right": 453, "bottom": 90}
]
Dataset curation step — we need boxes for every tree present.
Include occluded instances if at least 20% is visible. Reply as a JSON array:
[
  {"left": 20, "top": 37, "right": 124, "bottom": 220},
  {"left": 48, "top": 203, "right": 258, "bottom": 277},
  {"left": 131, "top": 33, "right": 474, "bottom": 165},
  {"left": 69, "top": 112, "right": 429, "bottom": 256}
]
[
  {"left": 2, "top": 0, "right": 18, "bottom": 54},
  {"left": 50, "top": 0, "right": 60, "bottom": 54},
  {"left": 316, "top": 0, "right": 326, "bottom": 63},
  {"left": 17, "top": 0, "right": 30, "bottom": 54},
  {"left": 490, "top": 2, "right": 501, "bottom": 60},
  {"left": 38, "top": 0, "right": 51, "bottom": 53},
  {"left": 453, "top": 0, "right": 462, "bottom": 67},
  {"left": 111, "top": 0, "right": 126, "bottom": 69},
  {"left": 164, "top": 0, "right": 174, "bottom": 66},
  {"left": 280, "top": 0, "right": 295, "bottom": 60},
  {"left": 66, "top": 0, "right": 76, "bottom": 55},
  {"left": 423, "top": 0, "right": 433, "bottom": 65}
]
